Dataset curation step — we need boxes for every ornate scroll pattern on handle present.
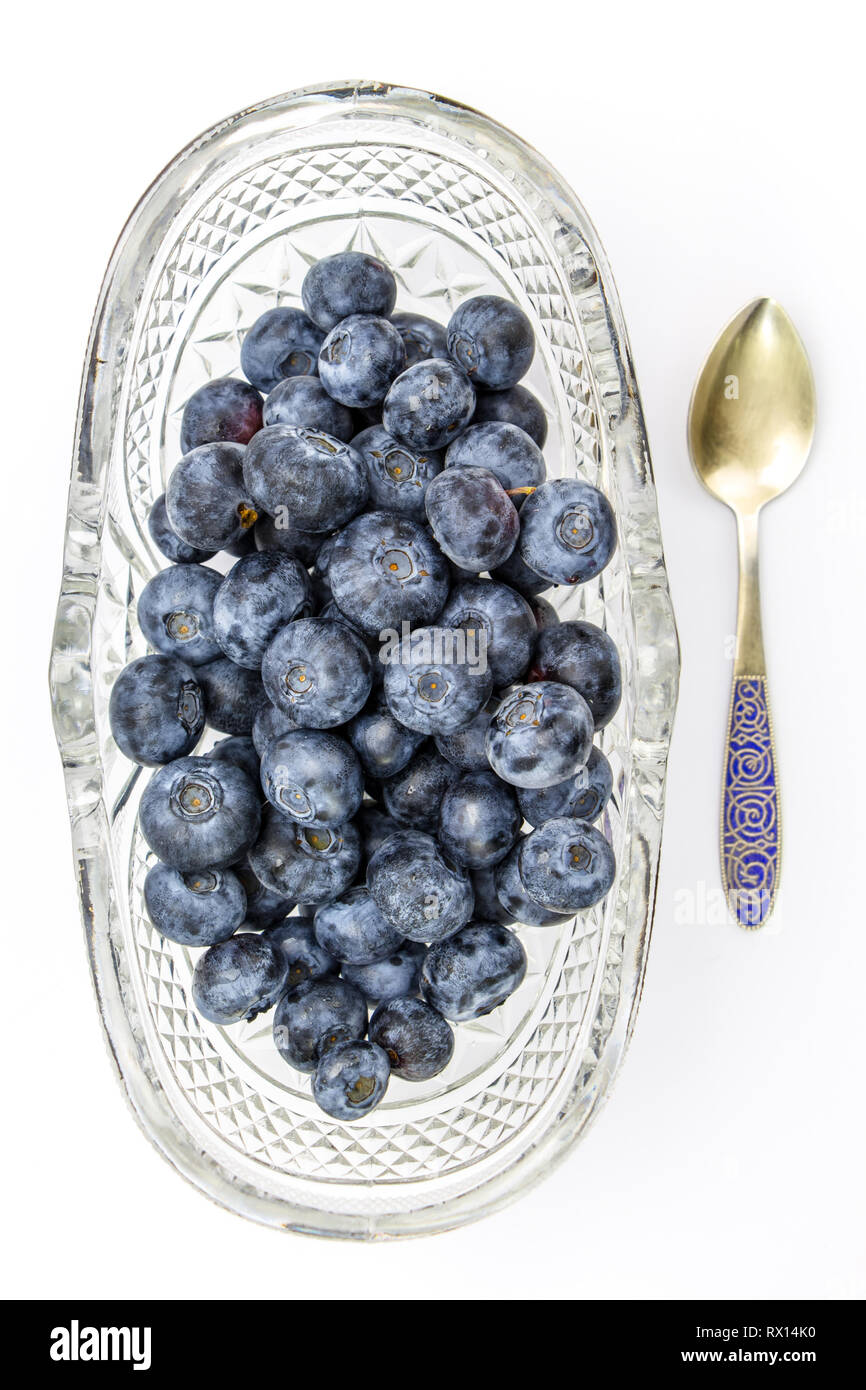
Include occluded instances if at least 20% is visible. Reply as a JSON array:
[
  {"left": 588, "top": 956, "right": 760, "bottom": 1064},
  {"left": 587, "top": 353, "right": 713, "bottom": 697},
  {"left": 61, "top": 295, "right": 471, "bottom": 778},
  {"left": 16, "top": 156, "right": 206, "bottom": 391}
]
[{"left": 721, "top": 676, "right": 780, "bottom": 928}]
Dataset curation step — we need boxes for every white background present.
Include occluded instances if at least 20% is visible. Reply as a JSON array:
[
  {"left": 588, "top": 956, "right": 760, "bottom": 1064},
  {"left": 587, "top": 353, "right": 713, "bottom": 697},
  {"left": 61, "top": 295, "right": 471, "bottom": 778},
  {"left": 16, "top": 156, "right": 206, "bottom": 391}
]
[{"left": 3, "top": 0, "right": 863, "bottom": 1300}]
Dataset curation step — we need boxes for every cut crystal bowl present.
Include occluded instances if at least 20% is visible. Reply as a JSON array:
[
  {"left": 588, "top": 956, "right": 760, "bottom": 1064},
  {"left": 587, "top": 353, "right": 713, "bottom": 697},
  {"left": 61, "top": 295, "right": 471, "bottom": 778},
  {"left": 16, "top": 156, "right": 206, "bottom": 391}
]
[{"left": 49, "top": 81, "right": 680, "bottom": 1237}]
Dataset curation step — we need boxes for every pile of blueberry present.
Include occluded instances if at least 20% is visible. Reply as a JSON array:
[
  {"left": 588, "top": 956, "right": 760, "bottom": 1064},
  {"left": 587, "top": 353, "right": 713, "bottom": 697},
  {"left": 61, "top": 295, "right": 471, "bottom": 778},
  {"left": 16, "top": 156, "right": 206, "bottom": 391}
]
[{"left": 109, "top": 250, "right": 622, "bottom": 1123}]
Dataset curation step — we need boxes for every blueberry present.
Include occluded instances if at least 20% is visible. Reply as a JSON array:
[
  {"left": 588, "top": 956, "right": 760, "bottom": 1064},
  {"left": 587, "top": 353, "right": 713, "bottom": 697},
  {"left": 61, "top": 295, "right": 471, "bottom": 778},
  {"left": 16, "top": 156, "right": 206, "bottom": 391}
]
[
  {"left": 438, "top": 579, "right": 536, "bottom": 687},
  {"left": 471, "top": 865, "right": 515, "bottom": 925},
  {"left": 243, "top": 426, "right": 368, "bottom": 533},
  {"left": 180, "top": 377, "right": 263, "bottom": 454},
  {"left": 144, "top": 862, "right": 246, "bottom": 946},
  {"left": 369, "top": 995, "right": 454, "bottom": 1080},
  {"left": 342, "top": 940, "right": 425, "bottom": 1004},
  {"left": 493, "top": 842, "right": 570, "bottom": 926},
  {"left": 327, "top": 510, "right": 450, "bottom": 638},
  {"left": 530, "top": 619, "right": 622, "bottom": 730},
  {"left": 485, "top": 681, "right": 593, "bottom": 789},
  {"left": 302, "top": 252, "right": 397, "bottom": 331},
  {"left": 346, "top": 692, "right": 425, "bottom": 780},
  {"left": 196, "top": 655, "right": 268, "bottom": 735},
  {"left": 249, "top": 806, "right": 361, "bottom": 904},
  {"left": 137, "top": 563, "right": 222, "bottom": 666},
  {"left": 390, "top": 311, "right": 449, "bottom": 368},
  {"left": 260, "top": 728, "right": 363, "bottom": 827},
  {"left": 518, "top": 744, "right": 613, "bottom": 827},
  {"left": 262, "top": 919, "right": 338, "bottom": 989},
  {"left": 352, "top": 424, "right": 443, "bottom": 521},
  {"left": 166, "top": 442, "right": 258, "bottom": 553},
  {"left": 357, "top": 803, "right": 401, "bottom": 861},
  {"left": 529, "top": 594, "right": 559, "bottom": 632},
  {"left": 263, "top": 374, "right": 355, "bottom": 441},
  {"left": 425, "top": 466, "right": 519, "bottom": 571},
  {"left": 383, "top": 625, "right": 494, "bottom": 735},
  {"left": 148, "top": 493, "right": 215, "bottom": 565},
  {"left": 139, "top": 755, "right": 261, "bottom": 871},
  {"left": 251, "top": 702, "right": 298, "bottom": 757},
  {"left": 447, "top": 296, "right": 534, "bottom": 390},
  {"left": 213, "top": 551, "right": 312, "bottom": 670},
  {"left": 313, "top": 886, "right": 404, "bottom": 965},
  {"left": 240, "top": 307, "right": 324, "bottom": 393},
  {"left": 318, "top": 314, "right": 406, "bottom": 409},
  {"left": 518, "top": 817, "right": 616, "bottom": 912},
  {"left": 192, "top": 934, "right": 288, "bottom": 1025},
  {"left": 207, "top": 734, "right": 262, "bottom": 785},
  {"left": 472, "top": 383, "right": 548, "bottom": 447},
  {"left": 313, "top": 1040, "right": 390, "bottom": 1120},
  {"left": 381, "top": 746, "right": 459, "bottom": 832},
  {"left": 273, "top": 976, "right": 367, "bottom": 1072},
  {"left": 420, "top": 921, "right": 527, "bottom": 1021},
  {"left": 444, "top": 422, "right": 545, "bottom": 506},
  {"left": 366, "top": 830, "right": 474, "bottom": 943},
  {"left": 109, "top": 654, "right": 204, "bottom": 766},
  {"left": 490, "top": 546, "right": 553, "bottom": 597},
  {"left": 262, "top": 617, "right": 372, "bottom": 728},
  {"left": 254, "top": 512, "right": 324, "bottom": 568},
  {"left": 383, "top": 359, "right": 475, "bottom": 452},
  {"left": 518, "top": 478, "right": 617, "bottom": 585},
  {"left": 434, "top": 699, "right": 498, "bottom": 772},
  {"left": 235, "top": 858, "right": 296, "bottom": 929},
  {"left": 438, "top": 770, "right": 520, "bottom": 869}
]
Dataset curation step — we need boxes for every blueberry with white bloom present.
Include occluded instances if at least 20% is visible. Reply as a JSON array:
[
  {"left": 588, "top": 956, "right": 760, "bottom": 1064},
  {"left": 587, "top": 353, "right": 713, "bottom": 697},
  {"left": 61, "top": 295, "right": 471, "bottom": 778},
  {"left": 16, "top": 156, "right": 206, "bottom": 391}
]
[
  {"left": 318, "top": 314, "right": 406, "bottom": 409},
  {"left": 420, "top": 921, "right": 527, "bottom": 1021},
  {"left": 485, "top": 681, "right": 593, "bottom": 789},
  {"left": 249, "top": 806, "right": 360, "bottom": 904},
  {"left": 518, "top": 816, "right": 616, "bottom": 913},
  {"left": 139, "top": 755, "right": 261, "bottom": 872},
  {"left": 260, "top": 728, "right": 363, "bottom": 827},
  {"left": 192, "top": 934, "right": 288, "bottom": 1025},
  {"left": 326, "top": 510, "right": 450, "bottom": 638},
  {"left": 369, "top": 995, "right": 454, "bottom": 1080},
  {"left": 492, "top": 839, "right": 571, "bottom": 926},
  {"left": 262, "top": 617, "right": 372, "bottom": 728},
  {"left": 447, "top": 295, "right": 534, "bottom": 390},
  {"left": 313, "top": 886, "right": 404, "bottom": 965},
  {"left": 425, "top": 465, "right": 519, "bottom": 572},
  {"left": 383, "top": 625, "right": 494, "bottom": 736},
  {"left": 352, "top": 424, "right": 443, "bottom": 521},
  {"left": 518, "top": 478, "right": 617, "bottom": 586},
  {"left": 144, "top": 862, "right": 247, "bottom": 946},
  {"left": 262, "top": 374, "right": 355, "bottom": 441},
  {"left": 109, "top": 654, "right": 204, "bottom": 767},
  {"left": 342, "top": 941, "right": 425, "bottom": 1004},
  {"left": 383, "top": 358, "right": 475, "bottom": 452},
  {"left": 241, "top": 307, "right": 324, "bottom": 393},
  {"left": 530, "top": 619, "right": 622, "bottom": 729},
  {"left": 366, "top": 830, "right": 474, "bottom": 943},
  {"left": 213, "top": 550, "right": 312, "bottom": 669},
  {"left": 166, "top": 442, "right": 259, "bottom": 553},
  {"left": 262, "top": 919, "right": 338, "bottom": 990},
  {"left": 444, "top": 421, "right": 545, "bottom": 505},
  {"left": 313, "top": 1040, "right": 391, "bottom": 1121},
  {"left": 243, "top": 425, "right": 368, "bottom": 533},
  {"left": 518, "top": 745, "right": 613, "bottom": 827},
  {"left": 273, "top": 976, "right": 367, "bottom": 1072},
  {"left": 148, "top": 493, "right": 215, "bottom": 565},
  {"left": 438, "top": 578, "right": 536, "bottom": 687},
  {"left": 302, "top": 252, "right": 397, "bottom": 331}
]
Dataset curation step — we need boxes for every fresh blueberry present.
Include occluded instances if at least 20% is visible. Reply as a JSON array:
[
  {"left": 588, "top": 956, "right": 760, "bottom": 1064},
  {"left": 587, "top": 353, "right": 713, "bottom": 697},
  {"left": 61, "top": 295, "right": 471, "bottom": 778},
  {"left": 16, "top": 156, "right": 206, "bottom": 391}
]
[
  {"left": 302, "top": 252, "right": 397, "bottom": 331},
  {"left": 240, "top": 307, "right": 324, "bottom": 393},
  {"left": 447, "top": 295, "right": 534, "bottom": 390},
  {"left": 420, "top": 921, "right": 527, "bottom": 1021},
  {"left": 262, "top": 374, "right": 355, "bottom": 441},
  {"left": 192, "top": 934, "right": 288, "bottom": 1025},
  {"left": 342, "top": 940, "right": 425, "bottom": 1004},
  {"left": 485, "top": 681, "right": 593, "bottom": 789},
  {"left": 224, "top": 528, "right": 259, "bottom": 559},
  {"left": 260, "top": 729, "right": 363, "bottom": 827},
  {"left": 137, "top": 563, "right": 222, "bottom": 666},
  {"left": 425, "top": 465, "right": 519, "bottom": 571},
  {"left": 166, "top": 442, "right": 258, "bottom": 553},
  {"left": 518, "top": 478, "right": 617, "bottom": 585},
  {"left": 356, "top": 803, "right": 401, "bottom": 861},
  {"left": 518, "top": 817, "right": 616, "bottom": 912},
  {"left": 262, "top": 919, "right": 338, "bottom": 989},
  {"left": 471, "top": 865, "right": 515, "bottom": 925},
  {"left": 213, "top": 551, "right": 312, "bottom": 669},
  {"left": 369, "top": 995, "right": 453, "bottom": 1080},
  {"left": 318, "top": 314, "right": 406, "bottom": 409},
  {"left": 529, "top": 594, "right": 559, "bottom": 632},
  {"left": 180, "top": 377, "right": 263, "bottom": 454},
  {"left": 438, "top": 579, "right": 536, "bottom": 687},
  {"left": 346, "top": 692, "right": 425, "bottom": 780},
  {"left": 493, "top": 841, "right": 571, "bottom": 926},
  {"left": 444, "top": 421, "right": 545, "bottom": 506},
  {"left": 262, "top": 617, "right": 372, "bottom": 728},
  {"left": 380, "top": 746, "right": 459, "bottom": 832},
  {"left": 352, "top": 424, "right": 443, "bottom": 521},
  {"left": 434, "top": 701, "right": 497, "bottom": 772},
  {"left": 518, "top": 744, "right": 613, "bottom": 827},
  {"left": 109, "top": 654, "right": 204, "bottom": 766},
  {"left": 196, "top": 655, "right": 268, "bottom": 735},
  {"left": 148, "top": 493, "right": 214, "bottom": 565},
  {"left": 383, "top": 625, "right": 494, "bottom": 735},
  {"left": 490, "top": 545, "right": 553, "bottom": 597},
  {"left": 438, "top": 770, "right": 520, "bottom": 869},
  {"left": 313, "top": 1040, "right": 391, "bottom": 1120},
  {"left": 253, "top": 512, "right": 324, "bottom": 568},
  {"left": 207, "top": 734, "right": 262, "bottom": 785},
  {"left": 235, "top": 858, "right": 296, "bottom": 929},
  {"left": 366, "top": 830, "right": 474, "bottom": 943},
  {"left": 273, "top": 976, "right": 367, "bottom": 1072},
  {"left": 251, "top": 703, "right": 298, "bottom": 758},
  {"left": 144, "top": 861, "right": 246, "bottom": 946},
  {"left": 390, "top": 311, "right": 449, "bottom": 368},
  {"left": 472, "top": 383, "right": 548, "bottom": 447},
  {"left": 530, "top": 619, "right": 622, "bottom": 729},
  {"left": 383, "top": 359, "right": 475, "bottom": 452},
  {"left": 243, "top": 425, "right": 368, "bottom": 533},
  {"left": 327, "top": 510, "right": 450, "bottom": 638},
  {"left": 139, "top": 755, "right": 261, "bottom": 871},
  {"left": 313, "top": 886, "right": 404, "bottom": 965},
  {"left": 250, "top": 806, "right": 361, "bottom": 903}
]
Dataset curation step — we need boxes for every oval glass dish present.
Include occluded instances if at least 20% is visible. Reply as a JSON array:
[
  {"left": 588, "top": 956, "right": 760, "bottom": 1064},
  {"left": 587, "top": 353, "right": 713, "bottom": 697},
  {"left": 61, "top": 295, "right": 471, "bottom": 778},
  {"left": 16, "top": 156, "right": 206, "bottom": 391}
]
[{"left": 50, "top": 80, "right": 680, "bottom": 1238}]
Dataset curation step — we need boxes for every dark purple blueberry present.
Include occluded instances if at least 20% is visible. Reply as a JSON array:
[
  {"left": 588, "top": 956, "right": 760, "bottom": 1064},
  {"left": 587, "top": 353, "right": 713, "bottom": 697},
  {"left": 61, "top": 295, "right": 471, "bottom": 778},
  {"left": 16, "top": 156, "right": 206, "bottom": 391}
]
[
  {"left": 530, "top": 619, "right": 622, "bottom": 729},
  {"left": 260, "top": 729, "right": 363, "bottom": 827},
  {"left": 313, "top": 886, "right": 404, "bottom": 965},
  {"left": 312, "top": 1040, "right": 390, "bottom": 1120},
  {"left": 390, "top": 311, "right": 449, "bottom": 368},
  {"left": 485, "top": 681, "right": 593, "bottom": 789},
  {"left": 444, "top": 421, "right": 545, "bottom": 505},
  {"left": 380, "top": 746, "right": 459, "bottom": 832},
  {"left": 369, "top": 995, "right": 454, "bottom": 1080},
  {"left": 240, "top": 307, "right": 324, "bottom": 393},
  {"left": 196, "top": 655, "right": 268, "bottom": 735},
  {"left": 262, "top": 617, "right": 373, "bottom": 728},
  {"left": 342, "top": 941, "right": 425, "bottom": 1004},
  {"left": 366, "top": 830, "right": 474, "bottom": 943},
  {"left": 420, "top": 921, "right": 527, "bottom": 1021},
  {"left": 243, "top": 425, "right": 368, "bottom": 533},
  {"left": 213, "top": 550, "right": 312, "bottom": 669},
  {"left": 352, "top": 424, "right": 443, "bottom": 521},
  {"left": 438, "top": 771, "right": 520, "bottom": 869},
  {"left": 137, "top": 563, "right": 222, "bottom": 666},
  {"left": 139, "top": 755, "right": 261, "bottom": 872},
  {"left": 302, "top": 252, "right": 397, "bottom": 331},
  {"left": 166, "top": 442, "right": 258, "bottom": 553},
  {"left": 273, "top": 976, "right": 367, "bottom": 1072},
  {"left": 253, "top": 512, "right": 324, "bottom": 568},
  {"left": 518, "top": 744, "right": 613, "bottom": 827},
  {"left": 109, "top": 654, "right": 204, "bottom": 767},
  {"left": 148, "top": 493, "right": 215, "bottom": 565},
  {"left": 383, "top": 625, "right": 494, "bottom": 735},
  {"left": 472, "top": 383, "right": 548, "bottom": 447},
  {"left": 425, "top": 465, "right": 519, "bottom": 571},
  {"left": 263, "top": 374, "right": 355, "bottom": 441},
  {"left": 144, "top": 862, "right": 246, "bottom": 946},
  {"left": 518, "top": 817, "right": 616, "bottom": 912},
  {"left": 383, "top": 358, "right": 475, "bottom": 452},
  {"left": 318, "top": 314, "right": 406, "bottom": 409},
  {"left": 327, "top": 510, "right": 450, "bottom": 638},
  {"left": 447, "top": 295, "right": 534, "bottom": 390},
  {"left": 438, "top": 578, "right": 536, "bottom": 687},
  {"left": 180, "top": 377, "right": 263, "bottom": 454},
  {"left": 192, "top": 934, "right": 288, "bottom": 1025},
  {"left": 518, "top": 478, "right": 617, "bottom": 585},
  {"left": 249, "top": 806, "right": 360, "bottom": 904}
]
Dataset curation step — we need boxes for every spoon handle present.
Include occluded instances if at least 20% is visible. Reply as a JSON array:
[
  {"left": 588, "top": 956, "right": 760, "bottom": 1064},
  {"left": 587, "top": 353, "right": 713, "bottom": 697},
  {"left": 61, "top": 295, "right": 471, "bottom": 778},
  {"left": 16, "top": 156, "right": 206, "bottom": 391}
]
[{"left": 721, "top": 512, "right": 781, "bottom": 927}]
